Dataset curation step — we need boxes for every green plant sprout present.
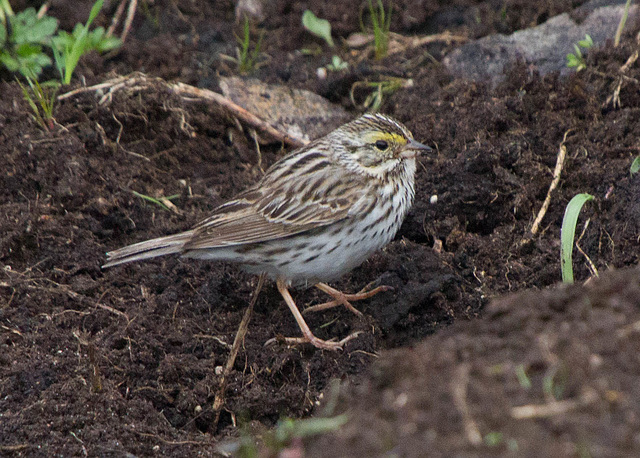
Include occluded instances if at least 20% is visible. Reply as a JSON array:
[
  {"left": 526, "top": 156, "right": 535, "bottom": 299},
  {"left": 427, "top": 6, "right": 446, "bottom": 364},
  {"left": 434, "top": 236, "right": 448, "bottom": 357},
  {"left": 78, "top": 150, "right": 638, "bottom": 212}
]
[
  {"left": 1, "top": 0, "right": 121, "bottom": 88},
  {"left": 132, "top": 191, "right": 180, "bottom": 212},
  {"left": 566, "top": 34, "right": 593, "bottom": 72},
  {"left": 350, "top": 77, "right": 410, "bottom": 112},
  {"left": 140, "top": 0, "right": 160, "bottom": 30},
  {"left": 484, "top": 432, "right": 503, "bottom": 447},
  {"left": 221, "top": 16, "right": 265, "bottom": 74},
  {"left": 515, "top": 364, "right": 532, "bottom": 389},
  {"left": 230, "top": 415, "right": 348, "bottom": 457},
  {"left": 0, "top": 4, "right": 58, "bottom": 78},
  {"left": 326, "top": 55, "right": 348, "bottom": 71},
  {"left": 543, "top": 365, "right": 568, "bottom": 401},
  {"left": 365, "top": 0, "right": 392, "bottom": 60},
  {"left": 252, "top": 415, "right": 347, "bottom": 456},
  {"left": 614, "top": 0, "right": 632, "bottom": 47},
  {"left": 630, "top": 156, "right": 640, "bottom": 175},
  {"left": 51, "top": 0, "right": 121, "bottom": 85},
  {"left": 300, "top": 44, "right": 323, "bottom": 56},
  {"left": 302, "top": 10, "right": 334, "bottom": 47},
  {"left": 560, "top": 193, "right": 595, "bottom": 283},
  {"left": 17, "top": 76, "right": 58, "bottom": 131},
  {"left": 238, "top": 16, "right": 264, "bottom": 74}
]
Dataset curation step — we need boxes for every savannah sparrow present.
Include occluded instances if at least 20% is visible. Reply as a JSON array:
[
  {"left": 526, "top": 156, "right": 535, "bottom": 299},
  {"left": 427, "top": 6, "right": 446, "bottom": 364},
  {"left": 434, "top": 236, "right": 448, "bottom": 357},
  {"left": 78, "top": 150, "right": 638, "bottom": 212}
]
[{"left": 103, "top": 113, "right": 430, "bottom": 350}]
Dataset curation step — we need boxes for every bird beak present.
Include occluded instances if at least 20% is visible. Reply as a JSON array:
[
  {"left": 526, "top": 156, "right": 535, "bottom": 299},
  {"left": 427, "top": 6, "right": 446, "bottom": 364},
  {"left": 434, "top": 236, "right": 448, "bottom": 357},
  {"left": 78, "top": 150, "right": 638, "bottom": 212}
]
[{"left": 400, "top": 139, "right": 432, "bottom": 159}]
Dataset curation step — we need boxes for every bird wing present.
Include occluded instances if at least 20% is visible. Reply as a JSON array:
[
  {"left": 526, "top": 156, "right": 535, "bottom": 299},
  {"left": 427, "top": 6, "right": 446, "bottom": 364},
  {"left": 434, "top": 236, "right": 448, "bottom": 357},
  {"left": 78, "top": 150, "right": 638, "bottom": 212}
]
[{"left": 182, "top": 162, "right": 373, "bottom": 251}]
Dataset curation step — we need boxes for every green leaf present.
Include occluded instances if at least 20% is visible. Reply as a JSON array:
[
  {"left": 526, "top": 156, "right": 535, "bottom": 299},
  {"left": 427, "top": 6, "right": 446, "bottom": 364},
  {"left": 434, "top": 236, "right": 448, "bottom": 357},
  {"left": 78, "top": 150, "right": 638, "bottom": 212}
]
[
  {"left": 86, "top": 0, "right": 105, "bottom": 26},
  {"left": 95, "top": 35, "right": 121, "bottom": 52},
  {"left": 573, "top": 44, "right": 582, "bottom": 57},
  {"left": 0, "top": 52, "right": 19, "bottom": 71},
  {"left": 10, "top": 42, "right": 51, "bottom": 78},
  {"left": 484, "top": 432, "right": 503, "bottom": 447},
  {"left": 11, "top": 8, "right": 58, "bottom": 44},
  {"left": 631, "top": 156, "right": 640, "bottom": 175},
  {"left": 50, "top": 0, "right": 120, "bottom": 84},
  {"left": 578, "top": 34, "right": 593, "bottom": 49},
  {"left": 86, "top": 27, "right": 121, "bottom": 52},
  {"left": 0, "top": 20, "right": 6, "bottom": 46},
  {"left": 560, "top": 193, "right": 595, "bottom": 283},
  {"left": 515, "top": 364, "right": 532, "bottom": 389},
  {"left": 302, "top": 10, "right": 334, "bottom": 47},
  {"left": 273, "top": 415, "right": 348, "bottom": 444},
  {"left": 15, "top": 42, "right": 42, "bottom": 57},
  {"left": 327, "top": 54, "right": 348, "bottom": 71}
]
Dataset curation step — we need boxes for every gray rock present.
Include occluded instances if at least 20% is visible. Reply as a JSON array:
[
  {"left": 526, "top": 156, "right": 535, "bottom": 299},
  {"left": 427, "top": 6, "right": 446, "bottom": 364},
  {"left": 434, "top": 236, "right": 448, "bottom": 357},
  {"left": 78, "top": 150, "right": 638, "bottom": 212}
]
[
  {"left": 219, "top": 77, "right": 351, "bottom": 144},
  {"left": 444, "top": 1, "right": 639, "bottom": 85}
]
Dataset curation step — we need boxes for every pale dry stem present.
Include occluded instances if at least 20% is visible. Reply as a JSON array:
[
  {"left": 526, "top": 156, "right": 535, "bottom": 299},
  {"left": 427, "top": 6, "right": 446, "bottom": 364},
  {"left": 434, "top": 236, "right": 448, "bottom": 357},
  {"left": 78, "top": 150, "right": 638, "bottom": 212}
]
[
  {"left": 211, "top": 273, "right": 266, "bottom": 430},
  {"left": 106, "top": 0, "right": 138, "bottom": 42},
  {"left": 511, "top": 388, "right": 598, "bottom": 419},
  {"left": 451, "top": 363, "right": 483, "bottom": 446},
  {"left": 58, "top": 74, "right": 305, "bottom": 148},
  {"left": 524, "top": 129, "right": 572, "bottom": 241}
]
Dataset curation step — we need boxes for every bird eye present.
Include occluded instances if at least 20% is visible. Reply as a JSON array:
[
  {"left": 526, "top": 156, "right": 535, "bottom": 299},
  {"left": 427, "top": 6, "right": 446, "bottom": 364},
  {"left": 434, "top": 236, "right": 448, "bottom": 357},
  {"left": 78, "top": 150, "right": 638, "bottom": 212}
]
[{"left": 374, "top": 140, "right": 389, "bottom": 151}]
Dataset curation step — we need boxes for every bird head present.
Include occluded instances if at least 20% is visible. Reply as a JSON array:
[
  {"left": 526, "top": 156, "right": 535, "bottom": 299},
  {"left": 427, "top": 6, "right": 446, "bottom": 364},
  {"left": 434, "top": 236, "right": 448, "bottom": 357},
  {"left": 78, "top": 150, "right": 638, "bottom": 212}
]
[{"left": 330, "top": 113, "right": 432, "bottom": 177}]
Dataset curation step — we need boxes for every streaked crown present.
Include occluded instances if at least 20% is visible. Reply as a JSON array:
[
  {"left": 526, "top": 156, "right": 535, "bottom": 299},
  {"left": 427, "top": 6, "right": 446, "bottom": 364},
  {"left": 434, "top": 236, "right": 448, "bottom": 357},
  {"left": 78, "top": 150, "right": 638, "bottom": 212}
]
[{"left": 328, "top": 113, "right": 424, "bottom": 174}]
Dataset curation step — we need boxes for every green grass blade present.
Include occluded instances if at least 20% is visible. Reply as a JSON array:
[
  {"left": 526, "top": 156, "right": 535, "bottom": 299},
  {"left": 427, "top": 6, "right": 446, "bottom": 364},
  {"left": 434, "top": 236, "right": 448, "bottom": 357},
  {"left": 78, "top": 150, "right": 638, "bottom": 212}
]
[
  {"left": 132, "top": 190, "right": 179, "bottom": 211},
  {"left": 560, "top": 193, "right": 595, "bottom": 283},
  {"left": 64, "top": 0, "right": 104, "bottom": 84},
  {"left": 614, "top": 0, "right": 632, "bottom": 47},
  {"left": 630, "top": 156, "right": 640, "bottom": 175}
]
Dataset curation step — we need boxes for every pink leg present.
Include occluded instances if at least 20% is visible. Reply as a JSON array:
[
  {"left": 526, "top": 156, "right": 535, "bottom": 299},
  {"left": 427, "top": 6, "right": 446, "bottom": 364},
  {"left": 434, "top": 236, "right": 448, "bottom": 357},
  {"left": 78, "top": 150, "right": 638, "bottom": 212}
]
[{"left": 302, "top": 282, "right": 393, "bottom": 315}]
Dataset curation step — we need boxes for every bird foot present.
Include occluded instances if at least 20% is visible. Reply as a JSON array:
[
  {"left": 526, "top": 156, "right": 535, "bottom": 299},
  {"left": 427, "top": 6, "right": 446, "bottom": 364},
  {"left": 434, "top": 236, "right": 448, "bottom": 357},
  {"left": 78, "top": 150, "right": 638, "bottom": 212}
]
[{"left": 303, "top": 282, "right": 393, "bottom": 316}]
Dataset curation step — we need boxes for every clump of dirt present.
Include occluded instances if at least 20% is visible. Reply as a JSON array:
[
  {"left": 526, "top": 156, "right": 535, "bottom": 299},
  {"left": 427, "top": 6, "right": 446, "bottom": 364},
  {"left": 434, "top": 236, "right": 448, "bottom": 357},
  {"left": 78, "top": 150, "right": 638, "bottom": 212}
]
[
  {"left": 306, "top": 266, "right": 640, "bottom": 457},
  {"left": 1, "top": 0, "right": 639, "bottom": 456}
]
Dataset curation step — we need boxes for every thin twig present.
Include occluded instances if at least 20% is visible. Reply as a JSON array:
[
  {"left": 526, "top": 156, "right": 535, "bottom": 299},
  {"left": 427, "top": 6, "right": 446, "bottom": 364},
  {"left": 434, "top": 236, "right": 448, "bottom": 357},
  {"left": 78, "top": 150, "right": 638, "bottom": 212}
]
[
  {"left": 57, "top": 74, "right": 143, "bottom": 100},
  {"left": 211, "top": 273, "right": 266, "bottom": 430},
  {"left": 106, "top": 0, "right": 137, "bottom": 42},
  {"left": 524, "top": 129, "right": 572, "bottom": 241},
  {"left": 106, "top": 0, "right": 127, "bottom": 37},
  {"left": 511, "top": 389, "right": 598, "bottom": 419},
  {"left": 388, "top": 31, "right": 468, "bottom": 55},
  {"left": 349, "top": 31, "right": 468, "bottom": 61},
  {"left": 0, "top": 445, "right": 30, "bottom": 452},
  {"left": 616, "top": 319, "right": 640, "bottom": 338},
  {"left": 250, "top": 128, "right": 265, "bottom": 174},
  {"left": 36, "top": 2, "right": 50, "bottom": 19},
  {"left": 451, "top": 363, "right": 482, "bottom": 445},
  {"left": 575, "top": 218, "right": 598, "bottom": 278},
  {"left": 121, "top": 0, "right": 138, "bottom": 43},
  {"left": 605, "top": 31, "right": 640, "bottom": 108},
  {"left": 613, "top": 0, "right": 632, "bottom": 47},
  {"left": 58, "top": 74, "right": 306, "bottom": 148},
  {"left": 171, "top": 82, "right": 305, "bottom": 148}
]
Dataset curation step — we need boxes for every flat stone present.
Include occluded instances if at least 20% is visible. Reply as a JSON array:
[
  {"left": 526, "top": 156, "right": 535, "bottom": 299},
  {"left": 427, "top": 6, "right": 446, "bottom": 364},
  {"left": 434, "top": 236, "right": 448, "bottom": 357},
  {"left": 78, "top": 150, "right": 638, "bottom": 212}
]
[
  {"left": 444, "top": 1, "right": 639, "bottom": 85},
  {"left": 219, "top": 76, "right": 351, "bottom": 144}
]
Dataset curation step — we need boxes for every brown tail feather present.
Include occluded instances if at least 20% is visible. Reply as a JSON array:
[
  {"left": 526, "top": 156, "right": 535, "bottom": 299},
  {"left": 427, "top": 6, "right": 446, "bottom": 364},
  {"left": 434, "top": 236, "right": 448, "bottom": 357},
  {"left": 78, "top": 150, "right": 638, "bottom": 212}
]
[{"left": 102, "top": 231, "right": 194, "bottom": 268}]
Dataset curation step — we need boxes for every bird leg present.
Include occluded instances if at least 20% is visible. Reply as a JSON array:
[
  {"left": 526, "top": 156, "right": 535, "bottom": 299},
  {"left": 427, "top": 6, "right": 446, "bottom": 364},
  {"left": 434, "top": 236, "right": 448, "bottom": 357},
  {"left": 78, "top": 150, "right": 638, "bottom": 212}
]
[
  {"left": 302, "top": 282, "right": 392, "bottom": 316},
  {"left": 267, "top": 278, "right": 361, "bottom": 351}
]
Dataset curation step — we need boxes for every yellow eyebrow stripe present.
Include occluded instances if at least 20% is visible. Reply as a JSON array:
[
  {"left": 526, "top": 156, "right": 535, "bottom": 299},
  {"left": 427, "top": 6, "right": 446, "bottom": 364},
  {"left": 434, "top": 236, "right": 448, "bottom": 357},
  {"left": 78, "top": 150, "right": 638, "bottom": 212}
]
[{"left": 362, "top": 132, "right": 408, "bottom": 145}]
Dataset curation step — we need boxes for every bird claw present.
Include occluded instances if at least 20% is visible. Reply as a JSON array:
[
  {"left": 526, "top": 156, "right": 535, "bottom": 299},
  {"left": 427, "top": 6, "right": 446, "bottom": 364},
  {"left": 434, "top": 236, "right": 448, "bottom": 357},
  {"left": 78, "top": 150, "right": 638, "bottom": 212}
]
[{"left": 303, "top": 282, "right": 393, "bottom": 315}]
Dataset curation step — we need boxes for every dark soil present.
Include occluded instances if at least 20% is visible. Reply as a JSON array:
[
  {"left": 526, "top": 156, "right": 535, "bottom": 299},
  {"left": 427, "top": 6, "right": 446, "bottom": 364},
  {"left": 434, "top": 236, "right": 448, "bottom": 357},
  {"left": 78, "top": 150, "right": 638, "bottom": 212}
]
[{"left": 1, "top": 0, "right": 639, "bottom": 456}]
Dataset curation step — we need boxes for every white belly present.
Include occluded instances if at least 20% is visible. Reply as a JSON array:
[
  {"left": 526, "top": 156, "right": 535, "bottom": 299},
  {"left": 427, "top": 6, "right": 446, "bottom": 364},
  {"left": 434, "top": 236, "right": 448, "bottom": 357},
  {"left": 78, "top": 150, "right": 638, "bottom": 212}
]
[
  {"left": 242, "top": 184, "right": 410, "bottom": 285},
  {"left": 184, "top": 164, "right": 415, "bottom": 286}
]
